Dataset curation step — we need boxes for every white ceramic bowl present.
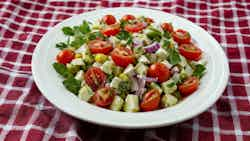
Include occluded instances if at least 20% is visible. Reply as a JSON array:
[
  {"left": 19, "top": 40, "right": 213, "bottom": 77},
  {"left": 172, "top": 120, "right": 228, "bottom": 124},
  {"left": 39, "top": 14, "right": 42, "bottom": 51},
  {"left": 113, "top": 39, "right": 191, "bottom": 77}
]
[{"left": 32, "top": 7, "right": 229, "bottom": 128}]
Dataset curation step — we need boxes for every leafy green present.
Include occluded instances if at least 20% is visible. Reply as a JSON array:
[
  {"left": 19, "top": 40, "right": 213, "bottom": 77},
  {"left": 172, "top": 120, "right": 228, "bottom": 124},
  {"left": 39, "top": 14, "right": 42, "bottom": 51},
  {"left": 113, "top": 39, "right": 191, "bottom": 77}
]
[
  {"left": 107, "top": 74, "right": 115, "bottom": 83},
  {"left": 117, "top": 81, "right": 131, "bottom": 99},
  {"left": 63, "top": 77, "right": 81, "bottom": 94},
  {"left": 162, "top": 39, "right": 171, "bottom": 50},
  {"left": 56, "top": 42, "right": 68, "bottom": 50},
  {"left": 172, "top": 91, "right": 182, "bottom": 100},
  {"left": 116, "top": 30, "right": 133, "bottom": 45},
  {"left": 193, "top": 64, "right": 206, "bottom": 79},
  {"left": 70, "top": 36, "right": 86, "bottom": 49},
  {"left": 163, "top": 31, "right": 171, "bottom": 39},
  {"left": 146, "top": 26, "right": 162, "bottom": 42},
  {"left": 168, "top": 48, "right": 181, "bottom": 65},
  {"left": 62, "top": 27, "right": 74, "bottom": 36},
  {"left": 79, "top": 20, "right": 90, "bottom": 34},
  {"left": 88, "top": 31, "right": 103, "bottom": 40},
  {"left": 53, "top": 63, "right": 73, "bottom": 78},
  {"left": 167, "top": 82, "right": 175, "bottom": 87}
]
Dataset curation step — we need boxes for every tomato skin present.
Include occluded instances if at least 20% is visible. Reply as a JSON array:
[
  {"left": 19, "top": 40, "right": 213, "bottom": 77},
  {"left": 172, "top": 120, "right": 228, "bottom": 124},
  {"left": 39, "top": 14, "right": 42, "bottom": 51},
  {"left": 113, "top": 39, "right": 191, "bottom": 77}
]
[
  {"left": 140, "top": 89, "right": 161, "bottom": 111},
  {"left": 178, "top": 43, "right": 202, "bottom": 61},
  {"left": 161, "top": 22, "right": 174, "bottom": 33},
  {"left": 111, "top": 47, "right": 135, "bottom": 67},
  {"left": 124, "top": 22, "right": 145, "bottom": 33},
  {"left": 92, "top": 87, "right": 115, "bottom": 107},
  {"left": 102, "top": 15, "right": 116, "bottom": 25},
  {"left": 101, "top": 24, "right": 120, "bottom": 36},
  {"left": 172, "top": 29, "right": 191, "bottom": 44},
  {"left": 84, "top": 67, "right": 107, "bottom": 91},
  {"left": 121, "top": 14, "right": 136, "bottom": 21},
  {"left": 178, "top": 77, "right": 199, "bottom": 97},
  {"left": 147, "top": 63, "right": 170, "bottom": 83},
  {"left": 88, "top": 39, "right": 113, "bottom": 54},
  {"left": 56, "top": 49, "right": 75, "bottom": 65}
]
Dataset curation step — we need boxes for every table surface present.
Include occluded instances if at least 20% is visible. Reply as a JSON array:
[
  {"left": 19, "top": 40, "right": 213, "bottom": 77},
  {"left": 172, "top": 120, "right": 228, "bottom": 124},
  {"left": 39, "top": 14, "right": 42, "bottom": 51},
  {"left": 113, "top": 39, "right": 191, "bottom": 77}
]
[{"left": 0, "top": 0, "right": 250, "bottom": 141}]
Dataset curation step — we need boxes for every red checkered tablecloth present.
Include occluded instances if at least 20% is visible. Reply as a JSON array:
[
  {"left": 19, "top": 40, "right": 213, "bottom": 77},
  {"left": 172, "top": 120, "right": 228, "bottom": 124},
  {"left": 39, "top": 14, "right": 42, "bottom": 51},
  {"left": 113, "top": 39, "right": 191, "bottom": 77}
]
[{"left": 0, "top": 0, "right": 250, "bottom": 141}]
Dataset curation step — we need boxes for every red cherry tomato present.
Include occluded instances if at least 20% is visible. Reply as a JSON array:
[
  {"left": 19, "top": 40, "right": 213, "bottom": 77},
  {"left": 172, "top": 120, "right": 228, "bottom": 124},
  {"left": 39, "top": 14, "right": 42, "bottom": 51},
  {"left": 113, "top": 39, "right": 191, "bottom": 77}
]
[
  {"left": 140, "top": 89, "right": 161, "bottom": 111},
  {"left": 161, "top": 22, "right": 174, "bottom": 33},
  {"left": 178, "top": 43, "right": 202, "bottom": 61},
  {"left": 101, "top": 24, "right": 120, "bottom": 36},
  {"left": 102, "top": 15, "right": 116, "bottom": 25},
  {"left": 111, "top": 47, "right": 135, "bottom": 67},
  {"left": 178, "top": 77, "right": 199, "bottom": 97},
  {"left": 172, "top": 29, "right": 191, "bottom": 44},
  {"left": 87, "top": 39, "right": 113, "bottom": 54},
  {"left": 84, "top": 67, "right": 107, "bottom": 91},
  {"left": 92, "top": 87, "right": 115, "bottom": 107},
  {"left": 121, "top": 14, "right": 136, "bottom": 21},
  {"left": 124, "top": 22, "right": 145, "bottom": 33},
  {"left": 56, "top": 49, "right": 75, "bottom": 65},
  {"left": 147, "top": 63, "right": 170, "bottom": 83}
]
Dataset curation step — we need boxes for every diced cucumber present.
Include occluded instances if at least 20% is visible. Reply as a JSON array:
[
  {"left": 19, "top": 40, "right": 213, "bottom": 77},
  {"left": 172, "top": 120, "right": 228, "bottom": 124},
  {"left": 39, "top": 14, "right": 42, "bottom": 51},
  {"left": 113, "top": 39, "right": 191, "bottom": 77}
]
[
  {"left": 185, "top": 64, "right": 193, "bottom": 76},
  {"left": 161, "top": 60, "right": 173, "bottom": 68},
  {"left": 179, "top": 55, "right": 188, "bottom": 67},
  {"left": 156, "top": 48, "right": 168, "bottom": 61},
  {"left": 92, "top": 62, "right": 102, "bottom": 68},
  {"left": 110, "top": 95, "right": 124, "bottom": 111},
  {"left": 101, "top": 61, "right": 113, "bottom": 74},
  {"left": 112, "top": 65, "right": 123, "bottom": 76},
  {"left": 74, "top": 70, "right": 84, "bottom": 81},
  {"left": 123, "top": 95, "right": 140, "bottom": 112},
  {"left": 66, "top": 64, "right": 80, "bottom": 74},
  {"left": 123, "top": 64, "right": 135, "bottom": 76},
  {"left": 179, "top": 69, "right": 188, "bottom": 80},
  {"left": 161, "top": 94, "right": 178, "bottom": 107},
  {"left": 149, "top": 82, "right": 163, "bottom": 94},
  {"left": 78, "top": 85, "right": 94, "bottom": 102},
  {"left": 146, "top": 53, "right": 157, "bottom": 64},
  {"left": 135, "top": 63, "right": 148, "bottom": 75},
  {"left": 172, "top": 73, "right": 181, "bottom": 84},
  {"left": 138, "top": 55, "right": 150, "bottom": 64},
  {"left": 110, "top": 77, "right": 122, "bottom": 89},
  {"left": 161, "top": 79, "right": 177, "bottom": 94}
]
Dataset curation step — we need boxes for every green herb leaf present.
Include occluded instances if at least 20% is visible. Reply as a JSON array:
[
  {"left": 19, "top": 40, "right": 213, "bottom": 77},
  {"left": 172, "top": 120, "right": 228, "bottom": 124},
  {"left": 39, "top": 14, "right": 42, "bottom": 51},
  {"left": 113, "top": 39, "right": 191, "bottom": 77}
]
[
  {"left": 193, "top": 64, "right": 206, "bottom": 79},
  {"left": 79, "top": 20, "right": 90, "bottom": 34},
  {"left": 56, "top": 42, "right": 68, "bottom": 50},
  {"left": 167, "top": 82, "right": 175, "bottom": 87},
  {"left": 53, "top": 63, "right": 73, "bottom": 78},
  {"left": 163, "top": 31, "right": 171, "bottom": 39},
  {"left": 172, "top": 91, "right": 182, "bottom": 100},
  {"left": 162, "top": 40, "right": 171, "bottom": 50},
  {"left": 88, "top": 31, "right": 103, "bottom": 40},
  {"left": 70, "top": 36, "right": 86, "bottom": 49},
  {"left": 168, "top": 48, "right": 181, "bottom": 65},
  {"left": 146, "top": 27, "right": 162, "bottom": 42},
  {"left": 117, "top": 81, "right": 131, "bottom": 99},
  {"left": 107, "top": 74, "right": 115, "bottom": 83},
  {"left": 116, "top": 30, "right": 133, "bottom": 45},
  {"left": 62, "top": 27, "right": 74, "bottom": 36},
  {"left": 63, "top": 77, "right": 81, "bottom": 94}
]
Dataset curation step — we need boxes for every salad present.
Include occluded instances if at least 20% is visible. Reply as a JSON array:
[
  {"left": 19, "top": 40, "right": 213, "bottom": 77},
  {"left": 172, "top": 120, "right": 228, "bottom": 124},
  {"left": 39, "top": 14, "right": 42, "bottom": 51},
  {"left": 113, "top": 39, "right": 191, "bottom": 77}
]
[{"left": 53, "top": 14, "right": 207, "bottom": 112}]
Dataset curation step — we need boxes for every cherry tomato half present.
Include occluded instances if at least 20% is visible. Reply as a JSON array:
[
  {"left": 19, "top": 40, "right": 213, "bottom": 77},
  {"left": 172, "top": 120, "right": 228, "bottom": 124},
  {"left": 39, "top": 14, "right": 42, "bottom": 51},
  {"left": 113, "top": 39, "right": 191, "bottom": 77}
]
[
  {"left": 111, "top": 47, "right": 135, "bottom": 67},
  {"left": 101, "top": 24, "right": 120, "bottom": 36},
  {"left": 147, "top": 63, "right": 170, "bottom": 83},
  {"left": 124, "top": 22, "right": 145, "bottom": 33},
  {"left": 178, "top": 77, "right": 199, "bottom": 97},
  {"left": 87, "top": 39, "right": 113, "bottom": 54},
  {"left": 84, "top": 67, "right": 107, "bottom": 91},
  {"left": 101, "top": 15, "right": 116, "bottom": 25},
  {"left": 172, "top": 29, "right": 191, "bottom": 44},
  {"left": 140, "top": 89, "right": 161, "bottom": 111},
  {"left": 121, "top": 14, "right": 136, "bottom": 21},
  {"left": 161, "top": 22, "right": 174, "bottom": 33},
  {"left": 178, "top": 43, "right": 202, "bottom": 61},
  {"left": 92, "top": 87, "right": 115, "bottom": 107},
  {"left": 56, "top": 49, "right": 75, "bottom": 65}
]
